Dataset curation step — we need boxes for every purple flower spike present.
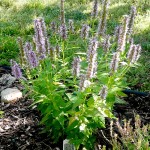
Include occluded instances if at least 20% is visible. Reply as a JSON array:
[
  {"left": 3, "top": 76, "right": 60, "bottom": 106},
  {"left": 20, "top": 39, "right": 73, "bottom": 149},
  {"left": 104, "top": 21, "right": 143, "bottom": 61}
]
[
  {"left": 59, "top": 24, "right": 67, "bottom": 40},
  {"left": 50, "top": 21, "right": 57, "bottom": 33},
  {"left": 110, "top": 52, "right": 120, "bottom": 75},
  {"left": 127, "top": 44, "right": 141, "bottom": 64},
  {"left": 56, "top": 45, "right": 61, "bottom": 58},
  {"left": 99, "top": 85, "right": 108, "bottom": 100},
  {"left": 72, "top": 56, "right": 81, "bottom": 77},
  {"left": 60, "top": 0, "right": 65, "bottom": 24},
  {"left": 28, "top": 50, "right": 39, "bottom": 68},
  {"left": 10, "top": 60, "right": 22, "bottom": 79},
  {"left": 68, "top": 19, "right": 75, "bottom": 33},
  {"left": 97, "top": 0, "right": 110, "bottom": 36},
  {"left": 86, "top": 38, "right": 98, "bottom": 79},
  {"left": 128, "top": 6, "right": 136, "bottom": 36},
  {"left": 34, "top": 18, "right": 49, "bottom": 59},
  {"left": 81, "top": 24, "right": 90, "bottom": 39},
  {"left": 117, "top": 15, "right": 129, "bottom": 53},
  {"left": 91, "top": 0, "right": 98, "bottom": 18},
  {"left": 103, "top": 35, "right": 111, "bottom": 53},
  {"left": 23, "top": 42, "right": 39, "bottom": 68}
]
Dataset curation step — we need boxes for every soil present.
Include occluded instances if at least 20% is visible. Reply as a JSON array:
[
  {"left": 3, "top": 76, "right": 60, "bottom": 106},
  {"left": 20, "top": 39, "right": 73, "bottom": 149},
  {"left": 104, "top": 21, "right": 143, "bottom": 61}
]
[{"left": 0, "top": 66, "right": 150, "bottom": 150}]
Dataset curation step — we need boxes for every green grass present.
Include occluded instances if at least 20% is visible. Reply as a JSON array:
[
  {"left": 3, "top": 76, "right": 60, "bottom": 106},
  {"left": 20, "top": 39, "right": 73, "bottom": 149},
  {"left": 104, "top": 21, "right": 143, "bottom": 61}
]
[{"left": 0, "top": 0, "right": 150, "bottom": 90}]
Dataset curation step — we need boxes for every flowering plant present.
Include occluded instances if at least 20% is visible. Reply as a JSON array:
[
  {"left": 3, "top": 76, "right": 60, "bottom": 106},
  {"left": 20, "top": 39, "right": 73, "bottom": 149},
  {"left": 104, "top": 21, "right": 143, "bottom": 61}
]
[{"left": 11, "top": 0, "right": 141, "bottom": 149}]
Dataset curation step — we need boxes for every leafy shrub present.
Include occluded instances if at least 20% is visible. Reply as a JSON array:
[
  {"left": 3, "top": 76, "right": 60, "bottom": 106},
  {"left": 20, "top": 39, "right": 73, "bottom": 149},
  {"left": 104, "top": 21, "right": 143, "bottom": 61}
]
[{"left": 11, "top": 0, "right": 142, "bottom": 149}]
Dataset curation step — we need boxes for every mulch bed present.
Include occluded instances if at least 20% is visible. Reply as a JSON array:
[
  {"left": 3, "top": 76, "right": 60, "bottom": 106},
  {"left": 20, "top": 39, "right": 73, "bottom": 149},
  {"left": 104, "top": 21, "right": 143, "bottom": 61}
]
[{"left": 0, "top": 66, "right": 150, "bottom": 150}]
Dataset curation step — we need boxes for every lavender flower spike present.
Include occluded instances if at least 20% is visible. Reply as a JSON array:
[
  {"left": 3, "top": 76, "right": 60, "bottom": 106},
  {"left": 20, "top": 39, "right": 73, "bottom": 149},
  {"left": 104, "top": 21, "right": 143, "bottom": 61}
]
[
  {"left": 91, "top": 0, "right": 98, "bottom": 18},
  {"left": 81, "top": 24, "right": 90, "bottom": 39},
  {"left": 99, "top": 85, "right": 108, "bottom": 100},
  {"left": 128, "top": 6, "right": 136, "bottom": 36},
  {"left": 134, "top": 44, "right": 141, "bottom": 62},
  {"left": 86, "top": 38, "right": 98, "bottom": 79},
  {"left": 114, "top": 26, "right": 120, "bottom": 42},
  {"left": 23, "top": 42, "right": 31, "bottom": 61},
  {"left": 97, "top": 0, "right": 110, "bottom": 37},
  {"left": 34, "top": 18, "right": 49, "bottom": 59},
  {"left": 79, "top": 74, "right": 86, "bottom": 91},
  {"left": 59, "top": 24, "right": 67, "bottom": 40},
  {"left": 117, "top": 15, "right": 129, "bottom": 53},
  {"left": 23, "top": 42, "right": 39, "bottom": 68},
  {"left": 79, "top": 75, "right": 91, "bottom": 91},
  {"left": 49, "top": 47, "right": 55, "bottom": 60},
  {"left": 103, "top": 35, "right": 111, "bottom": 53},
  {"left": 127, "top": 44, "right": 141, "bottom": 64},
  {"left": 10, "top": 60, "right": 22, "bottom": 79},
  {"left": 72, "top": 56, "right": 81, "bottom": 77},
  {"left": 56, "top": 45, "right": 61, "bottom": 58},
  {"left": 110, "top": 52, "right": 120, "bottom": 75},
  {"left": 50, "top": 21, "right": 57, "bottom": 33},
  {"left": 60, "top": 0, "right": 65, "bottom": 24},
  {"left": 68, "top": 19, "right": 75, "bottom": 33},
  {"left": 28, "top": 50, "right": 39, "bottom": 68}
]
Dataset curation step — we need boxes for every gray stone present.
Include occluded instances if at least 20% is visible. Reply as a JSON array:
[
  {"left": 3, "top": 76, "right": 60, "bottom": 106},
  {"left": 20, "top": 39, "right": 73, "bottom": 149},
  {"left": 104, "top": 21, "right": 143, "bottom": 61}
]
[
  {"left": 63, "top": 139, "right": 75, "bottom": 150},
  {"left": 1, "top": 88, "right": 22, "bottom": 103},
  {"left": 0, "top": 74, "right": 16, "bottom": 92}
]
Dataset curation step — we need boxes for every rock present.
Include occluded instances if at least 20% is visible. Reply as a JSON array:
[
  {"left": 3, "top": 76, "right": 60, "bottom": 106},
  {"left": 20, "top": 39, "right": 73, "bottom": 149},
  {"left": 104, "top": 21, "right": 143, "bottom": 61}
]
[
  {"left": 1, "top": 88, "right": 22, "bottom": 103},
  {"left": 0, "top": 74, "right": 16, "bottom": 92}
]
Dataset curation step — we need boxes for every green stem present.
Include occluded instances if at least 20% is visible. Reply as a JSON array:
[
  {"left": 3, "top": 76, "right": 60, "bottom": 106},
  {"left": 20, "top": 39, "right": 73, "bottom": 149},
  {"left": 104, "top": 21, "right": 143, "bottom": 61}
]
[
  {"left": 119, "top": 64, "right": 130, "bottom": 81},
  {"left": 62, "top": 40, "right": 65, "bottom": 63}
]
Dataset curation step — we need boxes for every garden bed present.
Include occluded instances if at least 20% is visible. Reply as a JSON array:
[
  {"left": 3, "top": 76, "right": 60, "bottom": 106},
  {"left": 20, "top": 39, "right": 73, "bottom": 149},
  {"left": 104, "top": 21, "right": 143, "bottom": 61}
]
[{"left": 0, "top": 71, "right": 149, "bottom": 150}]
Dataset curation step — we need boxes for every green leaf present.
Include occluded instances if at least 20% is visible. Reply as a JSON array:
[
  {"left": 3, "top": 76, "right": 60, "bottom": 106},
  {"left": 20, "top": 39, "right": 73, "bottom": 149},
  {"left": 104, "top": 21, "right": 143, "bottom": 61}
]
[
  {"left": 87, "top": 98, "right": 94, "bottom": 107},
  {"left": 66, "top": 93, "right": 77, "bottom": 101},
  {"left": 72, "top": 94, "right": 85, "bottom": 109},
  {"left": 84, "top": 108, "right": 100, "bottom": 117},
  {"left": 56, "top": 112, "right": 65, "bottom": 128},
  {"left": 115, "top": 97, "right": 127, "bottom": 104},
  {"left": 67, "top": 119, "right": 79, "bottom": 131}
]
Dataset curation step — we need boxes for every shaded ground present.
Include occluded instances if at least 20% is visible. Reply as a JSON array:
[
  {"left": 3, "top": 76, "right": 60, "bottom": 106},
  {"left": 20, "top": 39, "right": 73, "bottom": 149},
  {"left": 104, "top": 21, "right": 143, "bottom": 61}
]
[{"left": 0, "top": 67, "right": 150, "bottom": 150}]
